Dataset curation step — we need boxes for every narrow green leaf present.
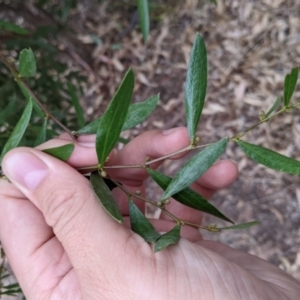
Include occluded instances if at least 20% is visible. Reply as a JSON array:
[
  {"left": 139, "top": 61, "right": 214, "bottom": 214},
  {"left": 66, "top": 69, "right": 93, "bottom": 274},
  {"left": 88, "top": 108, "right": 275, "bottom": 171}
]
[
  {"left": 96, "top": 69, "right": 134, "bottom": 166},
  {"left": 209, "top": 0, "right": 217, "bottom": 5},
  {"left": 42, "top": 143, "right": 74, "bottom": 161},
  {"left": 185, "top": 33, "right": 207, "bottom": 142},
  {"left": 147, "top": 169, "right": 233, "bottom": 224},
  {"left": 129, "top": 200, "right": 161, "bottom": 242},
  {"left": 163, "top": 138, "right": 228, "bottom": 200},
  {"left": 236, "top": 140, "right": 300, "bottom": 175},
  {"left": 138, "top": 0, "right": 150, "bottom": 42},
  {"left": 266, "top": 96, "right": 281, "bottom": 117},
  {"left": 0, "top": 274, "right": 10, "bottom": 280},
  {"left": 76, "top": 116, "right": 101, "bottom": 135},
  {"left": 2, "top": 289, "right": 22, "bottom": 295},
  {"left": 76, "top": 94, "right": 158, "bottom": 135},
  {"left": 284, "top": 67, "right": 298, "bottom": 107},
  {"left": 0, "top": 20, "right": 29, "bottom": 35},
  {"left": 18, "top": 48, "right": 36, "bottom": 78},
  {"left": 0, "top": 98, "right": 33, "bottom": 164},
  {"left": 34, "top": 118, "right": 47, "bottom": 146},
  {"left": 1, "top": 288, "right": 22, "bottom": 295},
  {"left": 154, "top": 224, "right": 181, "bottom": 252},
  {"left": 220, "top": 221, "right": 259, "bottom": 230},
  {"left": 90, "top": 172, "right": 123, "bottom": 223},
  {"left": 122, "top": 94, "right": 159, "bottom": 131},
  {"left": 2, "top": 283, "right": 20, "bottom": 289},
  {"left": 68, "top": 82, "right": 85, "bottom": 128}
]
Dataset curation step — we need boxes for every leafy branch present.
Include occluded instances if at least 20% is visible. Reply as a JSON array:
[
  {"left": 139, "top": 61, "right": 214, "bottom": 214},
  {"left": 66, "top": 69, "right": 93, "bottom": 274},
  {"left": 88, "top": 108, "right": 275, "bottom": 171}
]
[
  {"left": 231, "top": 101, "right": 300, "bottom": 140},
  {"left": 0, "top": 33, "right": 299, "bottom": 253},
  {"left": 0, "top": 51, "right": 75, "bottom": 139}
]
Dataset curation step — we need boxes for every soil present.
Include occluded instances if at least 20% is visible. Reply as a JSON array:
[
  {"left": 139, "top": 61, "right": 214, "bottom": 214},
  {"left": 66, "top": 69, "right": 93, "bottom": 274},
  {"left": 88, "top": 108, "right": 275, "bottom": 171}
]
[{"left": 1, "top": 0, "right": 300, "bottom": 298}]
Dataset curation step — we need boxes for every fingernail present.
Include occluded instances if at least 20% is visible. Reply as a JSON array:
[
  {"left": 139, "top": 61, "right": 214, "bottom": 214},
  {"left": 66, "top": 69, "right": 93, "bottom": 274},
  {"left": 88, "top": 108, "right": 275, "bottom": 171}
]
[
  {"left": 3, "top": 152, "right": 49, "bottom": 191},
  {"left": 162, "top": 128, "right": 176, "bottom": 135}
]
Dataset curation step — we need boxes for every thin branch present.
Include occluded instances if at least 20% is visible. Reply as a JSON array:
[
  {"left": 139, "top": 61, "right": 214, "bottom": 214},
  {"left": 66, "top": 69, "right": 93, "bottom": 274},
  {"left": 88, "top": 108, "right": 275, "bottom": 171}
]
[
  {"left": 111, "top": 178, "right": 222, "bottom": 232},
  {"left": 0, "top": 53, "right": 75, "bottom": 140},
  {"left": 111, "top": 178, "right": 158, "bottom": 206},
  {"left": 230, "top": 102, "right": 300, "bottom": 140},
  {"left": 76, "top": 142, "right": 214, "bottom": 173},
  {"left": 103, "top": 143, "right": 214, "bottom": 170}
]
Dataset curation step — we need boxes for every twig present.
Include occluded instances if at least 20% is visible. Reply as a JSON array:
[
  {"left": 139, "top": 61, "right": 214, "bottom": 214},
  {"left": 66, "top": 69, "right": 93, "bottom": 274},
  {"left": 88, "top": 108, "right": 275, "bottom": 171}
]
[
  {"left": 0, "top": 53, "right": 75, "bottom": 140},
  {"left": 231, "top": 102, "right": 300, "bottom": 140},
  {"left": 76, "top": 143, "right": 215, "bottom": 173}
]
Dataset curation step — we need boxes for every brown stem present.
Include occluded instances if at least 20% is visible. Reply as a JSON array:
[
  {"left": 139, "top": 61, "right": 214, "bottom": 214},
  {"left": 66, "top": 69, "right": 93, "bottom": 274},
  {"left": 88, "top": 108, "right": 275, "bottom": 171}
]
[
  {"left": 103, "top": 143, "right": 214, "bottom": 170},
  {"left": 0, "top": 53, "right": 75, "bottom": 140},
  {"left": 111, "top": 179, "right": 158, "bottom": 206},
  {"left": 76, "top": 143, "right": 214, "bottom": 173},
  {"left": 160, "top": 208, "right": 221, "bottom": 231},
  {"left": 110, "top": 178, "right": 221, "bottom": 232},
  {"left": 230, "top": 102, "right": 300, "bottom": 140}
]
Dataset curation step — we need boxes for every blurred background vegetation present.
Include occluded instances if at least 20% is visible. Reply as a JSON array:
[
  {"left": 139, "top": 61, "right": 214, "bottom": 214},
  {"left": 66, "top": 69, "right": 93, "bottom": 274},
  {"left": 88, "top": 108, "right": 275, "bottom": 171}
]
[{"left": 0, "top": 0, "right": 174, "bottom": 148}]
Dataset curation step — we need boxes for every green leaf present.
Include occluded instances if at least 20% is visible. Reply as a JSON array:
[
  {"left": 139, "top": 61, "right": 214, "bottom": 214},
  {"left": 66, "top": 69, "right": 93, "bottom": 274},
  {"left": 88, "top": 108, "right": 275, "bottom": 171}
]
[
  {"left": 90, "top": 172, "right": 123, "bottom": 223},
  {"left": 138, "top": 0, "right": 150, "bottom": 42},
  {"left": 154, "top": 224, "right": 181, "bottom": 252},
  {"left": 0, "top": 97, "right": 33, "bottom": 164},
  {"left": 68, "top": 82, "right": 85, "bottom": 128},
  {"left": 76, "top": 116, "right": 100, "bottom": 135},
  {"left": 284, "top": 67, "right": 298, "bottom": 107},
  {"left": 162, "top": 138, "right": 228, "bottom": 200},
  {"left": 76, "top": 94, "right": 158, "bottom": 135},
  {"left": 220, "top": 221, "right": 259, "bottom": 230},
  {"left": 147, "top": 169, "right": 233, "bottom": 224},
  {"left": 96, "top": 69, "right": 134, "bottom": 166},
  {"left": 122, "top": 94, "right": 159, "bottom": 131},
  {"left": 209, "top": 0, "right": 217, "bottom": 5},
  {"left": 34, "top": 118, "right": 47, "bottom": 146},
  {"left": 129, "top": 200, "right": 161, "bottom": 242},
  {"left": 42, "top": 143, "right": 74, "bottom": 161},
  {"left": 185, "top": 33, "right": 207, "bottom": 143},
  {"left": 0, "top": 274, "right": 10, "bottom": 280},
  {"left": 0, "top": 20, "right": 29, "bottom": 35},
  {"left": 2, "top": 283, "right": 21, "bottom": 290},
  {"left": 18, "top": 48, "right": 36, "bottom": 78},
  {"left": 266, "top": 96, "right": 281, "bottom": 117},
  {"left": 236, "top": 140, "right": 300, "bottom": 175}
]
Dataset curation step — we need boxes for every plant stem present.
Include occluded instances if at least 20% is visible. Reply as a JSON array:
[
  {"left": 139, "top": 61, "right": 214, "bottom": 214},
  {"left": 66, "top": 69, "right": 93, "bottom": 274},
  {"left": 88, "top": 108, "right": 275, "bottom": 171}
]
[
  {"left": 110, "top": 178, "right": 222, "bottom": 232},
  {"left": 231, "top": 102, "right": 300, "bottom": 140},
  {"left": 76, "top": 143, "right": 214, "bottom": 173},
  {"left": 0, "top": 53, "right": 75, "bottom": 140},
  {"left": 111, "top": 179, "right": 158, "bottom": 206}
]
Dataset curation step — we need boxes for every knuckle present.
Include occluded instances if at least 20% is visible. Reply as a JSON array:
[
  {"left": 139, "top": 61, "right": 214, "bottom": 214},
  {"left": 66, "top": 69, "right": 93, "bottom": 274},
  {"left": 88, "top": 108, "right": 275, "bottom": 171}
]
[{"left": 41, "top": 184, "right": 87, "bottom": 235}]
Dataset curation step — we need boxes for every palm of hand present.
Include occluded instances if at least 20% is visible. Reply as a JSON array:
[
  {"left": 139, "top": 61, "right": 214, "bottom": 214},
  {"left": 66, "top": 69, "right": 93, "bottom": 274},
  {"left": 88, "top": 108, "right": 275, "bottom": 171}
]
[{"left": 0, "top": 128, "right": 299, "bottom": 299}]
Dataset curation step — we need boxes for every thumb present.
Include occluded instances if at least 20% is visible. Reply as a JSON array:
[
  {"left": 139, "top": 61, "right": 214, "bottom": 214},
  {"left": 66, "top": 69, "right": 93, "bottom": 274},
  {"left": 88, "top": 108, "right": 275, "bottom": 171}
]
[{"left": 2, "top": 148, "right": 132, "bottom": 271}]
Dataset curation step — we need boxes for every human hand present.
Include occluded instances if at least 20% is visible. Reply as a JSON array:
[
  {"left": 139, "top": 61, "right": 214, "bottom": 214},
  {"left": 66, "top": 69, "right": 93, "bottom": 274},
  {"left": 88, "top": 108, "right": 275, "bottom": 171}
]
[{"left": 0, "top": 127, "right": 299, "bottom": 299}]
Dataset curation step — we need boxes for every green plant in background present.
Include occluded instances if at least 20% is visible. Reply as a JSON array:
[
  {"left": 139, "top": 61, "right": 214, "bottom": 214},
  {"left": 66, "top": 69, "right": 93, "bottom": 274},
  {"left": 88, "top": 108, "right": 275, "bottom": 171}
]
[
  {"left": 0, "top": 247, "right": 23, "bottom": 298},
  {"left": 0, "top": 20, "right": 86, "bottom": 153},
  {"left": 0, "top": 0, "right": 149, "bottom": 156},
  {"left": 138, "top": 0, "right": 150, "bottom": 42}
]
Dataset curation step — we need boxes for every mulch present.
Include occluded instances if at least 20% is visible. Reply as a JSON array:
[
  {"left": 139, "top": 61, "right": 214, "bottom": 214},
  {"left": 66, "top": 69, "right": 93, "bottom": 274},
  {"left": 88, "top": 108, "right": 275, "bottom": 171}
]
[{"left": 79, "top": 0, "right": 300, "bottom": 280}]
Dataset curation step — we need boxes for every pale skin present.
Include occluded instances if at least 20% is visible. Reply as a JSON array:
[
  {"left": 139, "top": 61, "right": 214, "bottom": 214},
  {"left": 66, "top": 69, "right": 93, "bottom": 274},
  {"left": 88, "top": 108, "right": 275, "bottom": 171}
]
[{"left": 0, "top": 127, "right": 299, "bottom": 300}]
